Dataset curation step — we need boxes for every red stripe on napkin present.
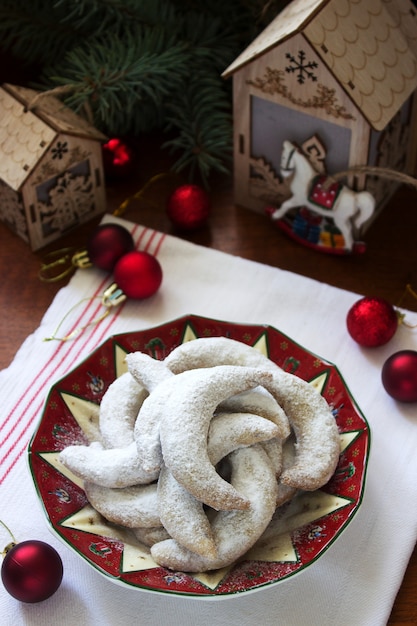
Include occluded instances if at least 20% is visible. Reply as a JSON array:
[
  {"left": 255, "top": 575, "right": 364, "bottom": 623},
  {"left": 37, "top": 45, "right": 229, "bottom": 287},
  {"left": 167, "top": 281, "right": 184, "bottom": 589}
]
[{"left": 0, "top": 225, "right": 166, "bottom": 484}]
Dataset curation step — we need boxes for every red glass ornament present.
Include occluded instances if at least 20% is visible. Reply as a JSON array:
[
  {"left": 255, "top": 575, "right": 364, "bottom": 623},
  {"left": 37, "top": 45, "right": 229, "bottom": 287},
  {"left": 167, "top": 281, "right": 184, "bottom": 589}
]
[
  {"left": 166, "top": 184, "right": 210, "bottom": 230},
  {"left": 113, "top": 250, "right": 163, "bottom": 299},
  {"left": 86, "top": 224, "right": 134, "bottom": 272},
  {"left": 1, "top": 540, "right": 63, "bottom": 603},
  {"left": 381, "top": 350, "right": 417, "bottom": 402},
  {"left": 346, "top": 296, "right": 398, "bottom": 347},
  {"left": 102, "top": 138, "right": 135, "bottom": 179}
]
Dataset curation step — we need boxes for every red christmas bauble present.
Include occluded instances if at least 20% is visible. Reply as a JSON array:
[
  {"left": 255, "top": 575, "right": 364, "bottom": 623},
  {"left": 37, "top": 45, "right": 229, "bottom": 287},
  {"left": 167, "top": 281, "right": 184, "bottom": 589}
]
[
  {"left": 87, "top": 224, "right": 134, "bottom": 272},
  {"left": 381, "top": 350, "right": 417, "bottom": 402},
  {"left": 166, "top": 184, "right": 210, "bottom": 230},
  {"left": 346, "top": 296, "right": 398, "bottom": 347},
  {"left": 1, "top": 540, "right": 63, "bottom": 603},
  {"left": 113, "top": 250, "right": 162, "bottom": 299},
  {"left": 102, "top": 138, "right": 135, "bottom": 179}
]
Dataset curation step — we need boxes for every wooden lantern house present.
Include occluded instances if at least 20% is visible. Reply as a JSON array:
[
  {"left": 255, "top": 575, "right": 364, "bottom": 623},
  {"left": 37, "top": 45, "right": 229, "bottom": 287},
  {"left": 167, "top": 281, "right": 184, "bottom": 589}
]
[
  {"left": 223, "top": 0, "right": 417, "bottom": 225},
  {"left": 0, "top": 83, "right": 107, "bottom": 250}
]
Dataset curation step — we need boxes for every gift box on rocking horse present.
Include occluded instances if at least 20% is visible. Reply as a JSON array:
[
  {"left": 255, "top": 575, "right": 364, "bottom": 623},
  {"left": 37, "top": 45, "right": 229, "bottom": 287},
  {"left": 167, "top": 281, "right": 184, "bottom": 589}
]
[
  {"left": 319, "top": 224, "right": 345, "bottom": 251},
  {"left": 292, "top": 207, "right": 321, "bottom": 245}
]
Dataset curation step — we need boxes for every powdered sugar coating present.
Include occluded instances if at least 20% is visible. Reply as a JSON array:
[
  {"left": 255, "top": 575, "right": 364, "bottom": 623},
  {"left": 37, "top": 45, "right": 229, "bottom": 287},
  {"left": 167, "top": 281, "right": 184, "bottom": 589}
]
[
  {"left": 262, "top": 437, "right": 283, "bottom": 477},
  {"left": 263, "top": 373, "right": 340, "bottom": 490},
  {"left": 158, "top": 465, "right": 216, "bottom": 558},
  {"left": 59, "top": 441, "right": 159, "bottom": 488},
  {"left": 158, "top": 365, "right": 273, "bottom": 510},
  {"left": 99, "top": 372, "right": 148, "bottom": 448},
  {"left": 165, "top": 336, "right": 281, "bottom": 373},
  {"left": 151, "top": 445, "right": 278, "bottom": 572},
  {"left": 167, "top": 336, "right": 339, "bottom": 491},
  {"left": 132, "top": 526, "right": 170, "bottom": 547},
  {"left": 84, "top": 481, "right": 160, "bottom": 528},
  {"left": 218, "top": 388, "right": 290, "bottom": 440},
  {"left": 157, "top": 411, "right": 281, "bottom": 558},
  {"left": 275, "top": 435, "right": 298, "bottom": 506},
  {"left": 126, "top": 352, "right": 174, "bottom": 392},
  {"left": 208, "top": 411, "right": 281, "bottom": 466}
]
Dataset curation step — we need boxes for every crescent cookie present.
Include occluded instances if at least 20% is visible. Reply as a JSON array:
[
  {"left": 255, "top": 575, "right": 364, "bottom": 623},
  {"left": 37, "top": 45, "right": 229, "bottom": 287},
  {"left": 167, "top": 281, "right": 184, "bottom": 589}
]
[
  {"left": 263, "top": 372, "right": 340, "bottom": 491},
  {"left": 207, "top": 411, "right": 281, "bottom": 465},
  {"left": 158, "top": 365, "right": 273, "bottom": 510},
  {"left": 132, "top": 526, "right": 170, "bottom": 547},
  {"left": 262, "top": 437, "right": 283, "bottom": 477},
  {"left": 128, "top": 343, "right": 286, "bottom": 476},
  {"left": 84, "top": 481, "right": 160, "bottom": 528},
  {"left": 126, "top": 352, "right": 174, "bottom": 392},
  {"left": 151, "top": 444, "right": 278, "bottom": 572},
  {"left": 59, "top": 440, "right": 159, "bottom": 488},
  {"left": 158, "top": 464, "right": 217, "bottom": 559},
  {"left": 165, "top": 336, "right": 280, "bottom": 373},
  {"left": 218, "top": 388, "right": 290, "bottom": 440},
  {"left": 124, "top": 354, "right": 174, "bottom": 475},
  {"left": 99, "top": 372, "right": 148, "bottom": 449},
  {"left": 157, "top": 411, "right": 281, "bottom": 558},
  {"left": 167, "top": 336, "right": 339, "bottom": 490},
  {"left": 275, "top": 434, "right": 298, "bottom": 506}
]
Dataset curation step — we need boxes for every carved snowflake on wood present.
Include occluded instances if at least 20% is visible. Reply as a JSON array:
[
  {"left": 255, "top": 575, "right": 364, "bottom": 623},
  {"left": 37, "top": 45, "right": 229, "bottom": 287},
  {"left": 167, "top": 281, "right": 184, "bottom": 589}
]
[{"left": 285, "top": 51, "right": 318, "bottom": 84}]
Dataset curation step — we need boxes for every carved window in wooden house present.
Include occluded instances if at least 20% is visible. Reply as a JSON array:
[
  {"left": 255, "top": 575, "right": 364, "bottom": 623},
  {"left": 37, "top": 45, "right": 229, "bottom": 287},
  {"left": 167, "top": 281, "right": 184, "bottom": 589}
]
[{"left": 36, "top": 159, "right": 95, "bottom": 237}]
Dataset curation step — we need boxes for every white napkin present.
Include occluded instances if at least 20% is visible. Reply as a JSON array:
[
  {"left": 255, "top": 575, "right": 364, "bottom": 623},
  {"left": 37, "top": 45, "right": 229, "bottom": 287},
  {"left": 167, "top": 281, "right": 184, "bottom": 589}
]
[{"left": 1, "top": 215, "right": 416, "bottom": 626}]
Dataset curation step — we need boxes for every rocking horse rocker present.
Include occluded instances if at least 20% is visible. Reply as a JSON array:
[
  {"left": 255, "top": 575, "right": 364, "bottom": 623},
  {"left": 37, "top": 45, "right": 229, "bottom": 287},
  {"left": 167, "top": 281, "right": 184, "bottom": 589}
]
[{"left": 267, "top": 141, "right": 377, "bottom": 255}]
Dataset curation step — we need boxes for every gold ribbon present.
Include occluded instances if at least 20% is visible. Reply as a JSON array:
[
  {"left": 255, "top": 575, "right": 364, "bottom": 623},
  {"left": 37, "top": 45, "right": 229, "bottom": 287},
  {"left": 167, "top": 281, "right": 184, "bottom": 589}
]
[{"left": 43, "top": 283, "right": 126, "bottom": 342}]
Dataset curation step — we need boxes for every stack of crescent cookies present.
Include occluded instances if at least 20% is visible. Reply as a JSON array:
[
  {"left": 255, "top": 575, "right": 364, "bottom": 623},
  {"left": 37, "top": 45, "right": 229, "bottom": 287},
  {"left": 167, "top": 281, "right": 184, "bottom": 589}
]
[{"left": 59, "top": 337, "right": 340, "bottom": 573}]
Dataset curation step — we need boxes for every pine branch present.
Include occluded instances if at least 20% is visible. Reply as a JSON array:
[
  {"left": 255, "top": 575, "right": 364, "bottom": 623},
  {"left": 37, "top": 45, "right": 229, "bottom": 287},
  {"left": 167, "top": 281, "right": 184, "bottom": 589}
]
[
  {"left": 163, "top": 73, "right": 233, "bottom": 187},
  {"left": 42, "top": 27, "right": 190, "bottom": 132},
  {"left": 0, "top": 0, "right": 292, "bottom": 184},
  {"left": 177, "top": 10, "right": 241, "bottom": 73},
  {"left": 0, "top": 0, "right": 85, "bottom": 65},
  {"left": 38, "top": 7, "right": 241, "bottom": 180},
  {"left": 54, "top": 0, "right": 180, "bottom": 33}
]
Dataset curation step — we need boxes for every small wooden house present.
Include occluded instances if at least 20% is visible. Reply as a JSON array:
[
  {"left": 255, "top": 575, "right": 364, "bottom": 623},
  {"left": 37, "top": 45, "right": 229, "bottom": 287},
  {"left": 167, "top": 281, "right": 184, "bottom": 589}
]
[
  {"left": 223, "top": 0, "right": 417, "bottom": 218},
  {"left": 0, "top": 83, "right": 107, "bottom": 250}
]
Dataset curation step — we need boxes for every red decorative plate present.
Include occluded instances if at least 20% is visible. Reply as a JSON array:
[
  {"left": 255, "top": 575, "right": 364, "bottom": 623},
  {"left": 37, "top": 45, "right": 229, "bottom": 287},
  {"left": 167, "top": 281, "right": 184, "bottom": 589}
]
[{"left": 28, "top": 315, "right": 370, "bottom": 598}]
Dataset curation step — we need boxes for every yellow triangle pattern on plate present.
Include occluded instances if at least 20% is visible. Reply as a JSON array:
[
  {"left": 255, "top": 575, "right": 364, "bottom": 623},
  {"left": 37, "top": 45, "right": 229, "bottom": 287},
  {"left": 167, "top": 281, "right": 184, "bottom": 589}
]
[
  {"left": 61, "top": 503, "right": 117, "bottom": 536},
  {"left": 253, "top": 490, "right": 352, "bottom": 544},
  {"left": 246, "top": 529, "right": 297, "bottom": 563},
  {"left": 59, "top": 504, "right": 159, "bottom": 573},
  {"left": 192, "top": 565, "right": 234, "bottom": 590},
  {"left": 60, "top": 504, "right": 153, "bottom": 567},
  {"left": 114, "top": 344, "right": 129, "bottom": 378},
  {"left": 39, "top": 451, "right": 84, "bottom": 489},
  {"left": 53, "top": 487, "right": 350, "bottom": 586},
  {"left": 181, "top": 323, "right": 198, "bottom": 343},
  {"left": 60, "top": 393, "right": 100, "bottom": 442},
  {"left": 252, "top": 331, "right": 269, "bottom": 357},
  {"left": 122, "top": 540, "right": 158, "bottom": 573},
  {"left": 339, "top": 430, "right": 361, "bottom": 454},
  {"left": 308, "top": 371, "right": 329, "bottom": 395}
]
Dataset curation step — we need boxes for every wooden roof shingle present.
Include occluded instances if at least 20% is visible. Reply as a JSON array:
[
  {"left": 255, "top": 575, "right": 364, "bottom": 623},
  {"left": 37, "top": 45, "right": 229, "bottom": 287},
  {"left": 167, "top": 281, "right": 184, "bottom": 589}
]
[{"left": 223, "top": 0, "right": 417, "bottom": 130}]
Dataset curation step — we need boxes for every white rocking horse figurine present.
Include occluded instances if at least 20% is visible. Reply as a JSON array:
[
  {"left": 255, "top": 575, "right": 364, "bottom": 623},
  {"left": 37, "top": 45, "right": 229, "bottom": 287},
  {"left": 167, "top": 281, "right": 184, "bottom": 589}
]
[{"left": 271, "top": 141, "right": 376, "bottom": 252}]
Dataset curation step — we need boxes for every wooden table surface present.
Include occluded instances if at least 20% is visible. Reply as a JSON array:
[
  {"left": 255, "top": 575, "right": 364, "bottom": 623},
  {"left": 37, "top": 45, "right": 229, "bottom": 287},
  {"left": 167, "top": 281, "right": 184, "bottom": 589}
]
[{"left": 0, "top": 134, "right": 416, "bottom": 623}]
